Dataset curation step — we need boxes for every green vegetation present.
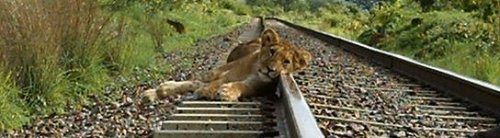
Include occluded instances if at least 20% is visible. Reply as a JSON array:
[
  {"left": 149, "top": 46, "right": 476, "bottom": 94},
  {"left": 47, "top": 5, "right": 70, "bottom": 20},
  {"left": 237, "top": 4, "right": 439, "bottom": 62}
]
[
  {"left": 279, "top": 1, "right": 369, "bottom": 40},
  {"left": 357, "top": 0, "right": 499, "bottom": 85},
  {"left": 0, "top": 0, "right": 248, "bottom": 130}
]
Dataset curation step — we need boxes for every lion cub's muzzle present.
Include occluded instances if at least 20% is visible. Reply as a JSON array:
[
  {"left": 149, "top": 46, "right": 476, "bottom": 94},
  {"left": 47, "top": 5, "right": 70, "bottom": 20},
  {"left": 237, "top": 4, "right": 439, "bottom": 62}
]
[{"left": 258, "top": 66, "right": 279, "bottom": 81}]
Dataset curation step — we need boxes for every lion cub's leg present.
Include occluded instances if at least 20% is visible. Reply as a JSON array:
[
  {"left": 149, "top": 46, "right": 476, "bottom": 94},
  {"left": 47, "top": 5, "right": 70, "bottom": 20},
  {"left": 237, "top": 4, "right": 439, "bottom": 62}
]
[
  {"left": 143, "top": 80, "right": 203, "bottom": 101},
  {"left": 217, "top": 81, "right": 254, "bottom": 102},
  {"left": 194, "top": 79, "right": 225, "bottom": 99},
  {"left": 196, "top": 71, "right": 219, "bottom": 82},
  {"left": 195, "top": 67, "right": 231, "bottom": 83},
  {"left": 156, "top": 81, "right": 203, "bottom": 96}
]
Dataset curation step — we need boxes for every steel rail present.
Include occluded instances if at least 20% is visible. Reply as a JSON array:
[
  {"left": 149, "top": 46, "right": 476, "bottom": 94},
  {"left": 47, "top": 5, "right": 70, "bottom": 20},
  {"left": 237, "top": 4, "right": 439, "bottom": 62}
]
[
  {"left": 262, "top": 15, "right": 324, "bottom": 138},
  {"left": 277, "top": 74, "right": 325, "bottom": 138},
  {"left": 265, "top": 17, "right": 500, "bottom": 118}
]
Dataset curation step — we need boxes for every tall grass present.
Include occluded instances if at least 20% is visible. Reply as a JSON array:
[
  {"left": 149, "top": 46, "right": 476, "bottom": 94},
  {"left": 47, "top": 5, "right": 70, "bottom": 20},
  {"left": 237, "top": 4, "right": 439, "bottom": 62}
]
[
  {"left": 0, "top": 65, "right": 28, "bottom": 130},
  {"left": 0, "top": 0, "right": 112, "bottom": 124}
]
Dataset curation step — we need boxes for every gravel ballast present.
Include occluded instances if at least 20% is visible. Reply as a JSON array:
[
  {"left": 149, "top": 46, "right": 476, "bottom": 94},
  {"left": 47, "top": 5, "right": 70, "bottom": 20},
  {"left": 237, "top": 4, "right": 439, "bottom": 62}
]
[{"left": 266, "top": 21, "right": 499, "bottom": 137}]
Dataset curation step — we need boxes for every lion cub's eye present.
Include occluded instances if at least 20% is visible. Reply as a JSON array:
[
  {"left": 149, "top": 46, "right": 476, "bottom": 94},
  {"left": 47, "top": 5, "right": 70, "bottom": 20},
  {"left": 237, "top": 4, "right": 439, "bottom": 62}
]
[
  {"left": 284, "top": 59, "right": 290, "bottom": 65},
  {"left": 269, "top": 48, "right": 276, "bottom": 55}
]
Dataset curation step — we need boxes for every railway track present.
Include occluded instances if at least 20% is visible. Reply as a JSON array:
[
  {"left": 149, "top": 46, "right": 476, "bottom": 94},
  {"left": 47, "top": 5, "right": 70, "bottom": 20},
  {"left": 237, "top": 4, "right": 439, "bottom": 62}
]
[
  {"left": 152, "top": 17, "right": 500, "bottom": 138},
  {"left": 152, "top": 18, "right": 323, "bottom": 138}
]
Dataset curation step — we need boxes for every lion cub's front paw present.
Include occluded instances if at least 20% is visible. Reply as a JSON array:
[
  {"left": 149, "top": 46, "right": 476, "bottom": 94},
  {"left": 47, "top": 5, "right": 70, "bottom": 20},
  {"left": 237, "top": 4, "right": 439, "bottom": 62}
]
[{"left": 217, "top": 83, "right": 242, "bottom": 102}]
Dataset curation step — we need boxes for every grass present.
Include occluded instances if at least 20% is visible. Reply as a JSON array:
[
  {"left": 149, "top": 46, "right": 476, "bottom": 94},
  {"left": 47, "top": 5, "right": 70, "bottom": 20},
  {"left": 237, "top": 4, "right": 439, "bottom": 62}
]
[
  {"left": 0, "top": 0, "right": 248, "bottom": 131},
  {"left": 428, "top": 43, "right": 500, "bottom": 84},
  {"left": 367, "top": 9, "right": 500, "bottom": 85},
  {"left": 0, "top": 66, "right": 29, "bottom": 130}
]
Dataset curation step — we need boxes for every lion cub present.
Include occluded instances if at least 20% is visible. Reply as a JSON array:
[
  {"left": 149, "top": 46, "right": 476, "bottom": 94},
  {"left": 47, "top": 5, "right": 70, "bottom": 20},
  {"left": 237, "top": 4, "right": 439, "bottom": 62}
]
[{"left": 143, "top": 28, "right": 312, "bottom": 101}]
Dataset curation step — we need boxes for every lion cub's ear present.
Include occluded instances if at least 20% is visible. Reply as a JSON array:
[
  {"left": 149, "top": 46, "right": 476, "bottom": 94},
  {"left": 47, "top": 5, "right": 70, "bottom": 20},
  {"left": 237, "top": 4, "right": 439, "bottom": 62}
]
[
  {"left": 297, "top": 48, "right": 312, "bottom": 67},
  {"left": 261, "top": 28, "right": 280, "bottom": 46}
]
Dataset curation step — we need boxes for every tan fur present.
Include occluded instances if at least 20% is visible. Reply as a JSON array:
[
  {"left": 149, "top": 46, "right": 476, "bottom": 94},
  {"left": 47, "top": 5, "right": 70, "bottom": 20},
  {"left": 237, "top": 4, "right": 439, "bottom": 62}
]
[
  {"left": 226, "top": 38, "right": 262, "bottom": 63},
  {"left": 143, "top": 28, "right": 312, "bottom": 102}
]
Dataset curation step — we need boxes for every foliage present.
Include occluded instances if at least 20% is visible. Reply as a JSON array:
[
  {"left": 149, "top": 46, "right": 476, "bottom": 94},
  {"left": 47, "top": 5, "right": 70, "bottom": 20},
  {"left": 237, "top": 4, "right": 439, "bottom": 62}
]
[
  {"left": 357, "top": 0, "right": 499, "bottom": 85},
  {"left": 280, "top": 1, "right": 370, "bottom": 39},
  {"left": 219, "top": 0, "right": 253, "bottom": 15}
]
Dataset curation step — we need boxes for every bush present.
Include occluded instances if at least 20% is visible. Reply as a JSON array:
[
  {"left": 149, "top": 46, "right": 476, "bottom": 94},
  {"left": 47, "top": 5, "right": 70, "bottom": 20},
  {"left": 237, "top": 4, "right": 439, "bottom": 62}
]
[
  {"left": 281, "top": 1, "right": 369, "bottom": 39},
  {"left": 357, "top": 0, "right": 499, "bottom": 85},
  {"left": 220, "top": 0, "right": 253, "bottom": 15}
]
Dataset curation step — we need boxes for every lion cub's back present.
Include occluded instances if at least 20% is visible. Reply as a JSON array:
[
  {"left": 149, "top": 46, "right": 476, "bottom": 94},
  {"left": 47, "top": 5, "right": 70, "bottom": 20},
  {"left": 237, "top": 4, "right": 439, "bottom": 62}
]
[{"left": 227, "top": 39, "right": 262, "bottom": 63}]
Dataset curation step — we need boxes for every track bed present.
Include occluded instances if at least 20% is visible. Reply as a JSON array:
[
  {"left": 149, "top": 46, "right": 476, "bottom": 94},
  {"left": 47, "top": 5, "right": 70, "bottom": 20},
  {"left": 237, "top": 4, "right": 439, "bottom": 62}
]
[{"left": 265, "top": 19, "right": 499, "bottom": 137}]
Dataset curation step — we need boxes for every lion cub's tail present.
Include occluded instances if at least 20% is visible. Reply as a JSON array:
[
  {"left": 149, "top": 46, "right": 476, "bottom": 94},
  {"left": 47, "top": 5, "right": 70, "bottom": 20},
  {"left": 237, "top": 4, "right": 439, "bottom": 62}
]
[{"left": 142, "top": 81, "right": 203, "bottom": 102}]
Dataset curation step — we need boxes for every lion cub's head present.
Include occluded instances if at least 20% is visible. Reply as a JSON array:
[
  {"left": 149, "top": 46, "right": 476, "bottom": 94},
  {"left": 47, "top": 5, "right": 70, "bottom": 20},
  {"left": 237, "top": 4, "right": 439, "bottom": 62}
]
[{"left": 258, "top": 28, "right": 312, "bottom": 75}]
